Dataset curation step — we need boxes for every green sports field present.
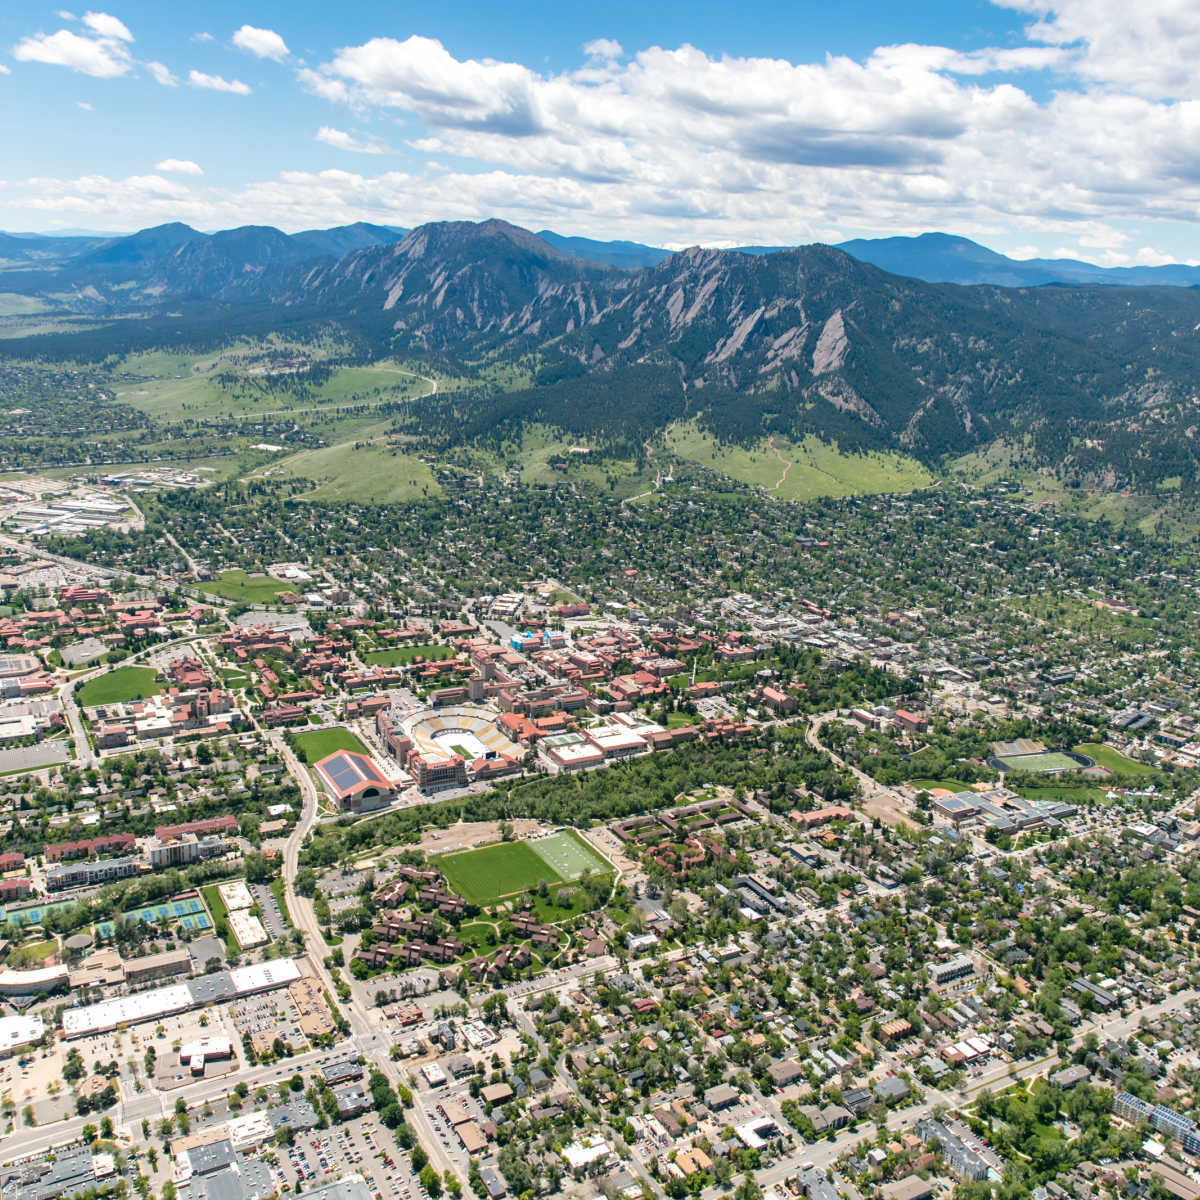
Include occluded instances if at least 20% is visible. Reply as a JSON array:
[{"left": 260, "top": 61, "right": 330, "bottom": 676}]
[
  {"left": 995, "top": 751, "right": 1086, "bottom": 773},
  {"left": 529, "top": 830, "right": 610, "bottom": 881},
  {"left": 436, "top": 831, "right": 610, "bottom": 906},
  {"left": 195, "top": 570, "right": 298, "bottom": 604},
  {"left": 437, "top": 841, "right": 564, "bottom": 905},
  {"left": 291, "top": 726, "right": 369, "bottom": 764},
  {"left": 77, "top": 665, "right": 162, "bottom": 706}
]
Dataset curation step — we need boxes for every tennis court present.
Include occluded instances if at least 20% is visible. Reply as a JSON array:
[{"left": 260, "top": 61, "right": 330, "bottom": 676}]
[{"left": 529, "top": 831, "right": 610, "bottom": 882}]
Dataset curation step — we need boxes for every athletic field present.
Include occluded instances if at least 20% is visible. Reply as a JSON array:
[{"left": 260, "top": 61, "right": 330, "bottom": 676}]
[
  {"left": 437, "top": 831, "right": 610, "bottom": 905},
  {"left": 994, "top": 750, "right": 1088, "bottom": 773},
  {"left": 528, "top": 830, "right": 609, "bottom": 882}
]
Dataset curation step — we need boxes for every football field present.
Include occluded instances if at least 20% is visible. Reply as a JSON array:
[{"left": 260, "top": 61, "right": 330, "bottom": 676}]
[
  {"left": 529, "top": 830, "right": 610, "bottom": 882},
  {"left": 995, "top": 751, "right": 1084, "bottom": 773}
]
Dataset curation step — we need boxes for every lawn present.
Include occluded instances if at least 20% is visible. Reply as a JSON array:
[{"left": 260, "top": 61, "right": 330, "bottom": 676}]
[
  {"left": 436, "top": 841, "right": 565, "bottom": 906},
  {"left": 1012, "top": 783, "right": 1110, "bottom": 806},
  {"left": 1075, "top": 742, "right": 1158, "bottom": 777},
  {"left": 196, "top": 570, "right": 298, "bottom": 605},
  {"left": 529, "top": 830, "right": 611, "bottom": 882},
  {"left": 77, "top": 665, "right": 162, "bottom": 706},
  {"left": 290, "top": 726, "right": 369, "bottom": 764},
  {"left": 201, "top": 884, "right": 239, "bottom": 957},
  {"left": 362, "top": 644, "right": 453, "bottom": 667}
]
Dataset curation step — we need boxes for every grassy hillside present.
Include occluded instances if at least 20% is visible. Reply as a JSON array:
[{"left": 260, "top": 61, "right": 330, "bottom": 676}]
[
  {"left": 664, "top": 423, "right": 932, "bottom": 500},
  {"left": 276, "top": 441, "right": 442, "bottom": 503}
]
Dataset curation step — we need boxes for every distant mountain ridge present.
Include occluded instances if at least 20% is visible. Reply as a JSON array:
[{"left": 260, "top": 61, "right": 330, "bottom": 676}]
[
  {"left": 536, "top": 228, "right": 1200, "bottom": 288},
  {"left": 7, "top": 216, "right": 1200, "bottom": 494},
  {"left": 4, "top": 219, "right": 1199, "bottom": 298}
]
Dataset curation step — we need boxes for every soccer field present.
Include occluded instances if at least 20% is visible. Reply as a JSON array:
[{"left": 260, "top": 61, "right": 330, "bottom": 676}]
[
  {"left": 437, "top": 841, "right": 565, "bottom": 905},
  {"left": 996, "top": 751, "right": 1084, "bottom": 773},
  {"left": 529, "top": 831, "right": 610, "bottom": 882}
]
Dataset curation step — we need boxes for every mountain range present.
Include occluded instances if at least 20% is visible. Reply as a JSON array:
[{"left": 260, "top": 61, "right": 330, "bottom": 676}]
[
  {"left": 5, "top": 220, "right": 1200, "bottom": 301},
  {"left": 8, "top": 216, "right": 1200, "bottom": 494}
]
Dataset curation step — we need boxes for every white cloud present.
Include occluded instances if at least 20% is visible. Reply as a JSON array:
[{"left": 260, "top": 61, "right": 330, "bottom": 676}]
[
  {"left": 145, "top": 60, "right": 175, "bottom": 86},
  {"left": 191, "top": 32, "right": 214, "bottom": 43},
  {"left": 995, "top": 0, "right": 1200, "bottom": 99},
  {"left": 316, "top": 126, "right": 389, "bottom": 154},
  {"left": 76, "top": 99, "right": 92, "bottom": 110},
  {"left": 188, "top": 69, "right": 250, "bottom": 94},
  {"left": 0, "top": 64, "right": 9, "bottom": 76},
  {"left": 13, "top": 27, "right": 131, "bottom": 77},
  {"left": 11, "top": 6, "right": 1200, "bottom": 260},
  {"left": 232, "top": 24, "right": 288, "bottom": 61},
  {"left": 81, "top": 12, "right": 132, "bottom": 42},
  {"left": 156, "top": 158, "right": 203, "bottom": 175},
  {"left": 583, "top": 38, "right": 623, "bottom": 62}
]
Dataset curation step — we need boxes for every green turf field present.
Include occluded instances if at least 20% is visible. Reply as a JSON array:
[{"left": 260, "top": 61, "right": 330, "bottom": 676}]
[
  {"left": 528, "top": 830, "right": 610, "bottom": 881},
  {"left": 196, "top": 570, "right": 298, "bottom": 604},
  {"left": 362, "top": 644, "right": 454, "bottom": 666},
  {"left": 77, "top": 665, "right": 162, "bottom": 706},
  {"left": 291, "top": 726, "right": 369, "bottom": 764},
  {"left": 995, "top": 751, "right": 1086, "bottom": 773},
  {"left": 437, "top": 841, "right": 565, "bottom": 906}
]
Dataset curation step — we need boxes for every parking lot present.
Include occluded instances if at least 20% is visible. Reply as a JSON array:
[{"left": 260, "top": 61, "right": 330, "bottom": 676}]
[
  {"left": 229, "top": 992, "right": 305, "bottom": 1057},
  {"left": 270, "top": 1113, "right": 421, "bottom": 1200}
]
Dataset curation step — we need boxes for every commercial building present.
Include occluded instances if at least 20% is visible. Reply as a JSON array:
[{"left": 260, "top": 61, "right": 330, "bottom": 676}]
[
  {"left": 0, "top": 964, "right": 69, "bottom": 996},
  {"left": 62, "top": 957, "right": 304, "bottom": 1038},
  {"left": 179, "top": 1036, "right": 234, "bottom": 1074},
  {"left": 0, "top": 1014, "right": 43, "bottom": 1058},
  {"left": 227, "top": 908, "right": 268, "bottom": 950}
]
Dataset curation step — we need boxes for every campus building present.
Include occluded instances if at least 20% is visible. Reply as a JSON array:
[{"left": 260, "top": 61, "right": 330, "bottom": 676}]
[{"left": 313, "top": 749, "right": 398, "bottom": 813}]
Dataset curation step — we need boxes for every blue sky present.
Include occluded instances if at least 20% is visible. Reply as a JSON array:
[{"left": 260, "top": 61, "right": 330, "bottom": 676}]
[{"left": 3, "top": 0, "right": 1199, "bottom": 265}]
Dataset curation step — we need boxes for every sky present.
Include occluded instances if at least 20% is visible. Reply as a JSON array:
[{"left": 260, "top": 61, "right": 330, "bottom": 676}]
[{"left": 3, "top": 0, "right": 1200, "bottom": 264}]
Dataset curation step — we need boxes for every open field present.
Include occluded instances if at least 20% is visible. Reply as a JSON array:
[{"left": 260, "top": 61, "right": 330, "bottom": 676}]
[
  {"left": 529, "top": 830, "right": 611, "bottom": 882},
  {"left": 291, "top": 727, "right": 369, "bottom": 764},
  {"left": 196, "top": 569, "right": 298, "bottom": 604},
  {"left": 436, "top": 840, "right": 565, "bottom": 906},
  {"left": 274, "top": 442, "right": 441, "bottom": 503},
  {"left": 1074, "top": 742, "right": 1158, "bottom": 777},
  {"left": 116, "top": 349, "right": 433, "bottom": 422},
  {"left": 909, "top": 778, "right": 978, "bottom": 794},
  {"left": 664, "top": 423, "right": 933, "bottom": 500},
  {"left": 362, "top": 644, "right": 453, "bottom": 667},
  {"left": 77, "top": 665, "right": 162, "bottom": 706}
]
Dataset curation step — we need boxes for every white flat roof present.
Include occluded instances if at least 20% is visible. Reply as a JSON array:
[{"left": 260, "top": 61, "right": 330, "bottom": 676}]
[
  {"left": 230, "top": 958, "right": 302, "bottom": 993},
  {"left": 549, "top": 742, "right": 604, "bottom": 763},
  {"left": 0, "top": 1014, "right": 43, "bottom": 1054},
  {"left": 228, "top": 909, "right": 268, "bottom": 949},
  {"left": 62, "top": 983, "right": 193, "bottom": 1037},
  {"left": 0, "top": 964, "right": 69, "bottom": 993},
  {"left": 217, "top": 880, "right": 254, "bottom": 911}
]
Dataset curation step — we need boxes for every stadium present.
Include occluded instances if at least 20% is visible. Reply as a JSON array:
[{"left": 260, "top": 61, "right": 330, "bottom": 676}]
[{"left": 401, "top": 704, "right": 522, "bottom": 764}]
